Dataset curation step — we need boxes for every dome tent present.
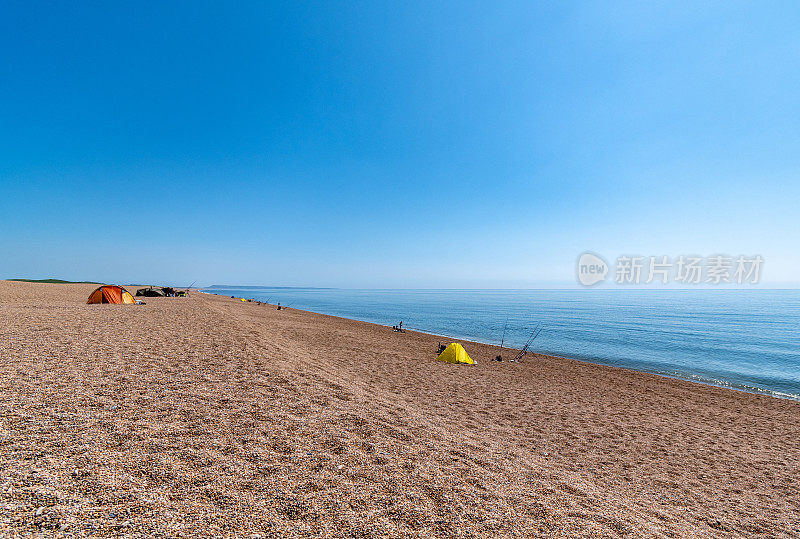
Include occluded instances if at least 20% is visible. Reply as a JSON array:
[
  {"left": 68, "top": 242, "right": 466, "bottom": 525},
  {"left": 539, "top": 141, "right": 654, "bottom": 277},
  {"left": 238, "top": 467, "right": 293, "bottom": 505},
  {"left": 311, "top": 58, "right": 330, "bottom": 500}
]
[
  {"left": 436, "top": 343, "right": 475, "bottom": 365},
  {"left": 87, "top": 285, "right": 136, "bottom": 304},
  {"left": 136, "top": 286, "right": 166, "bottom": 297}
]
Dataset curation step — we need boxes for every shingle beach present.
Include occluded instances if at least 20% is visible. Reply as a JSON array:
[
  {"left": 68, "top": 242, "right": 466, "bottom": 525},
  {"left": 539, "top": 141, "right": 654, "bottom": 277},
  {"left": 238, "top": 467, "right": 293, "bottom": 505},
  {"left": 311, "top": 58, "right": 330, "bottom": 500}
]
[{"left": 1, "top": 281, "right": 798, "bottom": 537}]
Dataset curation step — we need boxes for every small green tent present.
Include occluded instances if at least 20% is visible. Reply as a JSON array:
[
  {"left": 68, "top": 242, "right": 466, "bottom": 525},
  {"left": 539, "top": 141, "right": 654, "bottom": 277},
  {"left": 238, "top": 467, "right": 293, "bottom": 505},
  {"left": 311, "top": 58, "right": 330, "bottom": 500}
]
[
  {"left": 436, "top": 343, "right": 475, "bottom": 365},
  {"left": 136, "top": 286, "right": 166, "bottom": 297}
]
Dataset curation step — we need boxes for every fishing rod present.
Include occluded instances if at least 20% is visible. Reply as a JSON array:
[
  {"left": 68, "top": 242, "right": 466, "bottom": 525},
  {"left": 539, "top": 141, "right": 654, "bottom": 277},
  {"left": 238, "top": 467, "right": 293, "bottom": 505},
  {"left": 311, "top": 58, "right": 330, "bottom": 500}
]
[
  {"left": 514, "top": 322, "right": 543, "bottom": 361},
  {"left": 496, "top": 316, "right": 509, "bottom": 361},
  {"left": 525, "top": 323, "right": 543, "bottom": 348}
]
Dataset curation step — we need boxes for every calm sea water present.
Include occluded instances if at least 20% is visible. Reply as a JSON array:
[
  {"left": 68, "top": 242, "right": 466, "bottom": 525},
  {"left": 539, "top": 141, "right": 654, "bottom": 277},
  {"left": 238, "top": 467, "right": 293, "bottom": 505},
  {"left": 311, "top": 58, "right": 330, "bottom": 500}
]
[{"left": 203, "top": 287, "right": 800, "bottom": 400}]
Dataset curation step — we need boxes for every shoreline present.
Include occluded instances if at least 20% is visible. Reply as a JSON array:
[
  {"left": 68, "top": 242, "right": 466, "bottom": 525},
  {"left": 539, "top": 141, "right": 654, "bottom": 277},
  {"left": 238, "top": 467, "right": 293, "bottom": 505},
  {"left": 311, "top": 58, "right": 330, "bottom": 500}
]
[{"left": 200, "top": 290, "right": 800, "bottom": 403}]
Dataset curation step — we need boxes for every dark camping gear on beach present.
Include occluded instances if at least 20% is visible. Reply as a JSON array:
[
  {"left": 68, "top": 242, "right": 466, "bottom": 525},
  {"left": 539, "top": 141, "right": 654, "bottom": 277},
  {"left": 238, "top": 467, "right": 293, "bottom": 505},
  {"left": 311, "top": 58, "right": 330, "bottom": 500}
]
[{"left": 136, "top": 286, "right": 166, "bottom": 297}]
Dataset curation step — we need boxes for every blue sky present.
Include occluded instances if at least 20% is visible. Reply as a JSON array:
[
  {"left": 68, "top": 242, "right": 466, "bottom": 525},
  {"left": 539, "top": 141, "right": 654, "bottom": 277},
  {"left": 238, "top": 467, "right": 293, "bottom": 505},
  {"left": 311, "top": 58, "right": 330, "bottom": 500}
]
[{"left": 2, "top": 2, "right": 798, "bottom": 287}]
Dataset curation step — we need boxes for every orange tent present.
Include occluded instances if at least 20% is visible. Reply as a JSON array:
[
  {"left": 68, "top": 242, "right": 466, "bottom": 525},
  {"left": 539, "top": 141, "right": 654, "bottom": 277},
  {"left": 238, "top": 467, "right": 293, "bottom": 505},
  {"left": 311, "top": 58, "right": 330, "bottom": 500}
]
[{"left": 87, "top": 285, "right": 136, "bottom": 304}]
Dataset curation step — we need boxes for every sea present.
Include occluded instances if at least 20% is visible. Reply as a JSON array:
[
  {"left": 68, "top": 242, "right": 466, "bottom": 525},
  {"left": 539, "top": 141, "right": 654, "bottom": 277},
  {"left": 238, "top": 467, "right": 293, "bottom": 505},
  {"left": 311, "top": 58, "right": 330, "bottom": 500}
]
[{"left": 202, "top": 287, "right": 800, "bottom": 401}]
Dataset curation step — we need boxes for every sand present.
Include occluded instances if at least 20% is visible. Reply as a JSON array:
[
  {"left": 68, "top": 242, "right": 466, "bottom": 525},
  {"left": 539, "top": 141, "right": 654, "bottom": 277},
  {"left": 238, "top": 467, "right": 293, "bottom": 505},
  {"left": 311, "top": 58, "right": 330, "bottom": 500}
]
[{"left": 0, "top": 280, "right": 798, "bottom": 537}]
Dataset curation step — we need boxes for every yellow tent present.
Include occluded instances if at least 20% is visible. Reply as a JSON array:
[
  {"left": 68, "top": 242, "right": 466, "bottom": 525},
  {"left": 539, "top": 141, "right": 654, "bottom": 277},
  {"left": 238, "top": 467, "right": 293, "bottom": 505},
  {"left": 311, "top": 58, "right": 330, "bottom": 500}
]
[{"left": 436, "top": 343, "right": 475, "bottom": 365}]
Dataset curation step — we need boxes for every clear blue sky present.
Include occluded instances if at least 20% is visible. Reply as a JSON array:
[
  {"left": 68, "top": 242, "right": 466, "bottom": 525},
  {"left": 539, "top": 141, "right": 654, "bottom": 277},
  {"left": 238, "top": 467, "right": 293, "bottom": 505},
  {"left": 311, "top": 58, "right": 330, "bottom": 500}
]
[{"left": 2, "top": 2, "right": 798, "bottom": 287}]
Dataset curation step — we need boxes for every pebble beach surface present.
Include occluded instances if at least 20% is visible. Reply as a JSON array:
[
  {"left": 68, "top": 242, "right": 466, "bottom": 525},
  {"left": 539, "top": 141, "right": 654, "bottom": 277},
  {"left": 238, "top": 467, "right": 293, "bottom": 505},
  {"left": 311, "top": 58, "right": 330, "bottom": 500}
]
[{"left": 1, "top": 280, "right": 798, "bottom": 537}]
